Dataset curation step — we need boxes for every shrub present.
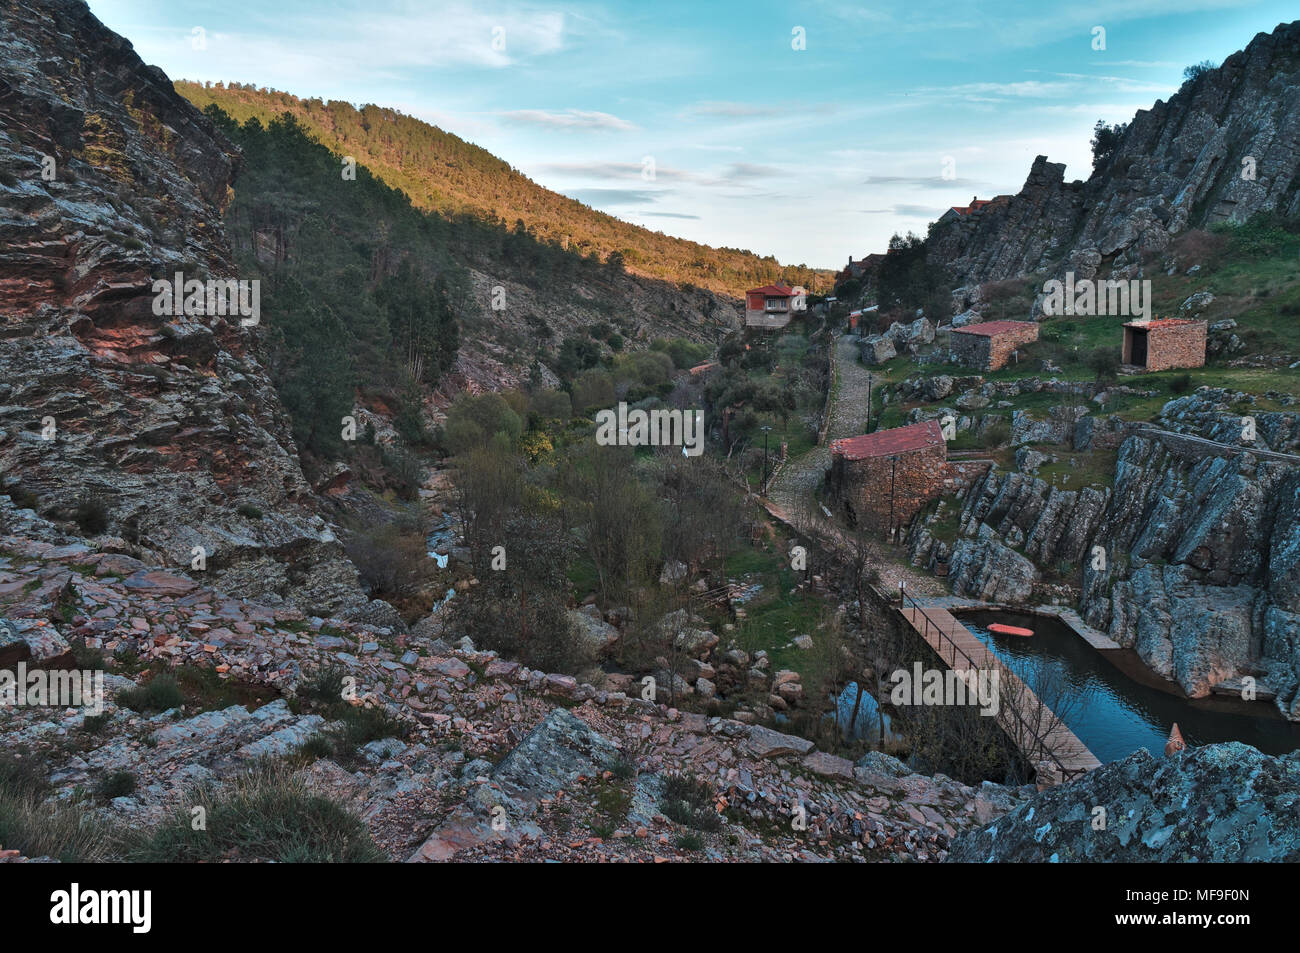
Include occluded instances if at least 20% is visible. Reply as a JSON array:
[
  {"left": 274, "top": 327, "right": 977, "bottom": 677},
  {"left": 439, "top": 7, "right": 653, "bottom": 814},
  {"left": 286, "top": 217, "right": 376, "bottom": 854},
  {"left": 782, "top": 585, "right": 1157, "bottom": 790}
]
[
  {"left": 342, "top": 520, "right": 428, "bottom": 599},
  {"left": 81, "top": 712, "right": 112, "bottom": 734},
  {"left": 117, "top": 673, "right": 184, "bottom": 713},
  {"left": 1170, "top": 373, "right": 1193, "bottom": 394},
  {"left": 298, "top": 664, "right": 348, "bottom": 706},
  {"left": 658, "top": 772, "right": 722, "bottom": 832},
  {"left": 236, "top": 502, "right": 264, "bottom": 520},
  {"left": 980, "top": 417, "right": 1011, "bottom": 449},
  {"left": 96, "top": 770, "right": 137, "bottom": 800},
  {"left": 378, "top": 446, "right": 423, "bottom": 500},
  {"left": 0, "top": 751, "right": 122, "bottom": 861},
  {"left": 675, "top": 831, "right": 704, "bottom": 851},
  {"left": 73, "top": 495, "right": 109, "bottom": 535},
  {"left": 124, "top": 764, "right": 386, "bottom": 862},
  {"left": 4, "top": 484, "right": 39, "bottom": 511}
]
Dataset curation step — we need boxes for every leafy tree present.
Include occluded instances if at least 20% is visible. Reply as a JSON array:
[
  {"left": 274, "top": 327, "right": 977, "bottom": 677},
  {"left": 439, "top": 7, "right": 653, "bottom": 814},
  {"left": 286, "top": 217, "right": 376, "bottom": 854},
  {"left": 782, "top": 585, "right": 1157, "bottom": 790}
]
[
  {"left": 261, "top": 276, "right": 353, "bottom": 458},
  {"left": 560, "top": 444, "right": 662, "bottom": 602},
  {"left": 1090, "top": 120, "right": 1128, "bottom": 170},
  {"left": 440, "top": 393, "right": 523, "bottom": 455},
  {"left": 450, "top": 510, "right": 581, "bottom": 671}
]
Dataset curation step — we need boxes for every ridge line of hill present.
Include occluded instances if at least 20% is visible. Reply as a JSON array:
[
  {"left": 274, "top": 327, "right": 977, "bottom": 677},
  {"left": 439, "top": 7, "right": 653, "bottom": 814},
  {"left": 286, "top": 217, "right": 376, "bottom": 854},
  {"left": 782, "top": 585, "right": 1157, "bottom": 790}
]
[{"left": 174, "top": 81, "right": 831, "bottom": 299}]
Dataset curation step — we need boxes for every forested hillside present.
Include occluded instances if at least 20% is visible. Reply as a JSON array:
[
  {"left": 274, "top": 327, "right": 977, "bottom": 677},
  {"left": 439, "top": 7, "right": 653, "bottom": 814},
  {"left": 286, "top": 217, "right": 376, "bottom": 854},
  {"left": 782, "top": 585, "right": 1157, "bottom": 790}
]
[{"left": 177, "top": 81, "right": 829, "bottom": 296}]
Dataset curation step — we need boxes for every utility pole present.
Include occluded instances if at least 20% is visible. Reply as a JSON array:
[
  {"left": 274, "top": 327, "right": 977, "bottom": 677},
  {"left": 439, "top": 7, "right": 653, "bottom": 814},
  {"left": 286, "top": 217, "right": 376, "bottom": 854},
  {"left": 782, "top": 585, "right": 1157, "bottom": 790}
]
[
  {"left": 866, "top": 371, "right": 874, "bottom": 431},
  {"left": 761, "top": 425, "right": 773, "bottom": 494},
  {"left": 889, "top": 454, "right": 899, "bottom": 545}
]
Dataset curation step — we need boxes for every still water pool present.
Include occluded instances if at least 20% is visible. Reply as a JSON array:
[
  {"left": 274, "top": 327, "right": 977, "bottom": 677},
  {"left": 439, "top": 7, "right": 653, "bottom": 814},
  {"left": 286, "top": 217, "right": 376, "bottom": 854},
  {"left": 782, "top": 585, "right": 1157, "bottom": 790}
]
[{"left": 960, "top": 609, "right": 1300, "bottom": 763}]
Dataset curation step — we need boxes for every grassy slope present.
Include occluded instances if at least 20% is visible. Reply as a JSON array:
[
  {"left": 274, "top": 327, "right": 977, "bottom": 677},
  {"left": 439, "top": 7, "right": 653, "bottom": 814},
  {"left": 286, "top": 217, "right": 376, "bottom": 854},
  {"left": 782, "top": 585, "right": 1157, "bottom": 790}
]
[{"left": 175, "top": 82, "right": 831, "bottom": 298}]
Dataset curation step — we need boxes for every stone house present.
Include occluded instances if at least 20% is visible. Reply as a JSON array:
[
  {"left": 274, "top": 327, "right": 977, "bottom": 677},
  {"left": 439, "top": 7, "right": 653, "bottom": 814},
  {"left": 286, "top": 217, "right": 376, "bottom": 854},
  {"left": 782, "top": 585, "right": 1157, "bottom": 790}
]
[
  {"left": 949, "top": 320, "right": 1040, "bottom": 371},
  {"left": 745, "top": 284, "right": 805, "bottom": 330},
  {"left": 828, "top": 421, "right": 948, "bottom": 536},
  {"left": 1121, "top": 318, "right": 1207, "bottom": 371}
]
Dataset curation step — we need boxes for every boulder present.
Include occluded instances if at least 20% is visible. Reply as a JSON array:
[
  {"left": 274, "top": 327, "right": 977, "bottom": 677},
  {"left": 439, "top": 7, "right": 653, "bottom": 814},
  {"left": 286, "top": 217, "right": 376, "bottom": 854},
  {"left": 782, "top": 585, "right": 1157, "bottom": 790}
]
[
  {"left": 567, "top": 609, "right": 619, "bottom": 656},
  {"left": 859, "top": 335, "right": 896, "bottom": 365},
  {"left": 743, "top": 724, "right": 815, "bottom": 759}
]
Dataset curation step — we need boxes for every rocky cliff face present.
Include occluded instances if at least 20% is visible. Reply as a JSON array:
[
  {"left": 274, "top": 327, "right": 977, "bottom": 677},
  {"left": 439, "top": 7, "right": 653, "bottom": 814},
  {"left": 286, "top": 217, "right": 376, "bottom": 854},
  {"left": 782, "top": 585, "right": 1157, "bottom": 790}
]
[
  {"left": 928, "top": 20, "right": 1300, "bottom": 292},
  {"left": 0, "top": 0, "right": 362, "bottom": 611},
  {"left": 913, "top": 413, "right": 1300, "bottom": 716},
  {"left": 949, "top": 742, "right": 1300, "bottom": 862}
]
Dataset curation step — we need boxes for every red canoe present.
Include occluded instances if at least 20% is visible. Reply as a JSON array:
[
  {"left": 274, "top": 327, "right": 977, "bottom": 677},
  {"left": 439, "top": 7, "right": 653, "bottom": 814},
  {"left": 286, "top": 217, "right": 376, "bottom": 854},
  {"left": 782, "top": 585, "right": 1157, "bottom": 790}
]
[{"left": 988, "top": 623, "right": 1034, "bottom": 637}]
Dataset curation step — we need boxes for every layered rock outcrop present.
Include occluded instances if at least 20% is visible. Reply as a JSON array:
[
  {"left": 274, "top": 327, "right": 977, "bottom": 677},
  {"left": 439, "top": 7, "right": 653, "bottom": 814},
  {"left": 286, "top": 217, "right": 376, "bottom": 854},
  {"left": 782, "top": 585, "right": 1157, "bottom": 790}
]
[
  {"left": 949, "top": 743, "right": 1300, "bottom": 862},
  {"left": 918, "top": 421, "right": 1300, "bottom": 716},
  {"left": 928, "top": 20, "right": 1300, "bottom": 291},
  {"left": 0, "top": 0, "right": 362, "bottom": 610}
]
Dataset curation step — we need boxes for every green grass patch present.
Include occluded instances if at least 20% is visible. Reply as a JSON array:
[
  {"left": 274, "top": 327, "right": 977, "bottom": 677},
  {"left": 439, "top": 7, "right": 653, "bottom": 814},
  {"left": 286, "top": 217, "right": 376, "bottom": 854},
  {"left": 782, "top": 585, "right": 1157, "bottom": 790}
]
[
  {"left": 123, "top": 764, "right": 386, "bottom": 863},
  {"left": 116, "top": 673, "right": 184, "bottom": 714},
  {"left": 1033, "top": 446, "right": 1118, "bottom": 490}
]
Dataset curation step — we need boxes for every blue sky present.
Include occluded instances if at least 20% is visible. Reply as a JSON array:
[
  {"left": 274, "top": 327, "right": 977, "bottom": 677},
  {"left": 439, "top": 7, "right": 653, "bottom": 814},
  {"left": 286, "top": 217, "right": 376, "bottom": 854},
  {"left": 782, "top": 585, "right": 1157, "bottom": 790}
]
[{"left": 90, "top": 0, "right": 1296, "bottom": 269}]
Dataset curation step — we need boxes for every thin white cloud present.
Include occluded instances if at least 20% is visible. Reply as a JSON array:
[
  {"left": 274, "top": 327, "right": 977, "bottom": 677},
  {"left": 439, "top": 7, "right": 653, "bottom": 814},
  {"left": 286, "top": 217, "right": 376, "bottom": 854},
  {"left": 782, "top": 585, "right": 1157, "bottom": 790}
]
[
  {"left": 861, "top": 204, "right": 946, "bottom": 218},
  {"left": 566, "top": 187, "right": 669, "bottom": 205},
  {"left": 500, "top": 109, "right": 637, "bottom": 131},
  {"left": 533, "top": 160, "right": 695, "bottom": 180}
]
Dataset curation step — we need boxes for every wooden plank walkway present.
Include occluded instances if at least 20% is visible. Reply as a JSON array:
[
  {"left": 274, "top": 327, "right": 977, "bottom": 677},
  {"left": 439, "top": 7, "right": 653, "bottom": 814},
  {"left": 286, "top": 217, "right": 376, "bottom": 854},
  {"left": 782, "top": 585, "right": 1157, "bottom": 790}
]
[{"left": 901, "top": 605, "right": 1102, "bottom": 781}]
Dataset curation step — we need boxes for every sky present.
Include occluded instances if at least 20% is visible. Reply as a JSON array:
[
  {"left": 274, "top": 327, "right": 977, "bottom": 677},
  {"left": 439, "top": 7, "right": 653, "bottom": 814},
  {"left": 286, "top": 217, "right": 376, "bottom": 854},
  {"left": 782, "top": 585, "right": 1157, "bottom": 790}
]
[{"left": 89, "top": 0, "right": 1298, "bottom": 269}]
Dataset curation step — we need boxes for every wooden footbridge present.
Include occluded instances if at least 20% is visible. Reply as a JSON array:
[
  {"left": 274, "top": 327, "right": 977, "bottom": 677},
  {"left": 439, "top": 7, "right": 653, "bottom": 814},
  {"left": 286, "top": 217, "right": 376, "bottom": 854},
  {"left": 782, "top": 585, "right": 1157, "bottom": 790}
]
[{"left": 900, "top": 594, "right": 1101, "bottom": 783}]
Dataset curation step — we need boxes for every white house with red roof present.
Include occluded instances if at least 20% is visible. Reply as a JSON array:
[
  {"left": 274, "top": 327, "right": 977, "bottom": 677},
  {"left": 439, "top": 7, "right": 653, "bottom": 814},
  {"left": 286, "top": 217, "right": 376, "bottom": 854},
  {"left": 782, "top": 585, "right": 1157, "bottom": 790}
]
[{"left": 745, "top": 283, "right": 805, "bottom": 329}]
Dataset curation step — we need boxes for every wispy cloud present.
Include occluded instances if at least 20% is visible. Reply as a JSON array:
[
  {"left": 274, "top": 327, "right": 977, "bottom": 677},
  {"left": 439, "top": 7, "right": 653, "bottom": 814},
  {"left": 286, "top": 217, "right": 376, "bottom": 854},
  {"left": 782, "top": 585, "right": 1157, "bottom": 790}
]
[
  {"left": 722, "top": 162, "right": 784, "bottom": 180},
  {"left": 534, "top": 161, "right": 697, "bottom": 181},
  {"left": 861, "top": 204, "right": 946, "bottom": 218},
  {"left": 500, "top": 109, "right": 637, "bottom": 131},
  {"left": 566, "top": 187, "right": 668, "bottom": 205},
  {"left": 862, "top": 174, "right": 988, "bottom": 189}
]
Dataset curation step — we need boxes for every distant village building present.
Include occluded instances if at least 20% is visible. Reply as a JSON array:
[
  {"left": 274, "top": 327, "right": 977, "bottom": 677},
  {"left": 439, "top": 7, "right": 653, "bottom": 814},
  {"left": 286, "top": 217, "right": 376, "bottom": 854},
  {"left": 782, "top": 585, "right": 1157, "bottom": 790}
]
[
  {"left": 1121, "top": 318, "right": 1207, "bottom": 372},
  {"left": 937, "top": 195, "right": 1014, "bottom": 224},
  {"left": 835, "top": 253, "right": 885, "bottom": 285},
  {"left": 846, "top": 304, "right": 877, "bottom": 331},
  {"left": 949, "top": 320, "right": 1040, "bottom": 371},
  {"left": 745, "top": 283, "right": 804, "bottom": 330},
  {"left": 828, "top": 421, "right": 948, "bottom": 536}
]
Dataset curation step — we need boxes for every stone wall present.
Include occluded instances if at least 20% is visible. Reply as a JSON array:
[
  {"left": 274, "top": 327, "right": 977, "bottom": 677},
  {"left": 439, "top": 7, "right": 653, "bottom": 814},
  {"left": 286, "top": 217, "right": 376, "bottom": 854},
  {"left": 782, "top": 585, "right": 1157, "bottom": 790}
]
[
  {"left": 948, "top": 333, "right": 991, "bottom": 370},
  {"left": 830, "top": 444, "right": 949, "bottom": 535},
  {"left": 951, "top": 323, "right": 1039, "bottom": 370},
  {"left": 1144, "top": 321, "right": 1207, "bottom": 371}
]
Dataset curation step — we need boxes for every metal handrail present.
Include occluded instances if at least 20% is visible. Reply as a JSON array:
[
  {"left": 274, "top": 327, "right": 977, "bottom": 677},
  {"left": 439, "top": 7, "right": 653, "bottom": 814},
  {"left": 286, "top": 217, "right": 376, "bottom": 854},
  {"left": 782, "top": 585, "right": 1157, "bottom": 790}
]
[{"left": 899, "top": 591, "right": 1085, "bottom": 782}]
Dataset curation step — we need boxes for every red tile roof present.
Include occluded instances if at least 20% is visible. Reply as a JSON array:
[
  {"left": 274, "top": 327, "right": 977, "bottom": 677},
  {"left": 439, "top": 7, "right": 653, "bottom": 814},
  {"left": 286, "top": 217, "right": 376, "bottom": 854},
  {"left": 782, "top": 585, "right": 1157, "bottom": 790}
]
[
  {"left": 748, "top": 284, "right": 794, "bottom": 296},
  {"left": 952, "top": 320, "right": 1038, "bottom": 337},
  {"left": 831, "top": 420, "right": 945, "bottom": 460},
  {"left": 1123, "top": 318, "right": 1202, "bottom": 329}
]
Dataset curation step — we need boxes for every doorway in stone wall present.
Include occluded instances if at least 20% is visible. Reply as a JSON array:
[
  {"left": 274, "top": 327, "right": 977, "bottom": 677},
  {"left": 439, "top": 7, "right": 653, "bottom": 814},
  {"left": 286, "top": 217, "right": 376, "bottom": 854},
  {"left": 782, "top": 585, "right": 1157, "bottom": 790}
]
[{"left": 1129, "top": 328, "right": 1148, "bottom": 367}]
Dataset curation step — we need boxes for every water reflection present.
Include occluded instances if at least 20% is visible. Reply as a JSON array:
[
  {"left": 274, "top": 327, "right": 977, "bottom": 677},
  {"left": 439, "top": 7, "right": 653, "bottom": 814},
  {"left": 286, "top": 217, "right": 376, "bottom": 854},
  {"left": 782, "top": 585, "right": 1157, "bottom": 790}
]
[
  {"left": 834, "top": 681, "right": 905, "bottom": 744},
  {"left": 961, "top": 609, "right": 1300, "bottom": 763}
]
